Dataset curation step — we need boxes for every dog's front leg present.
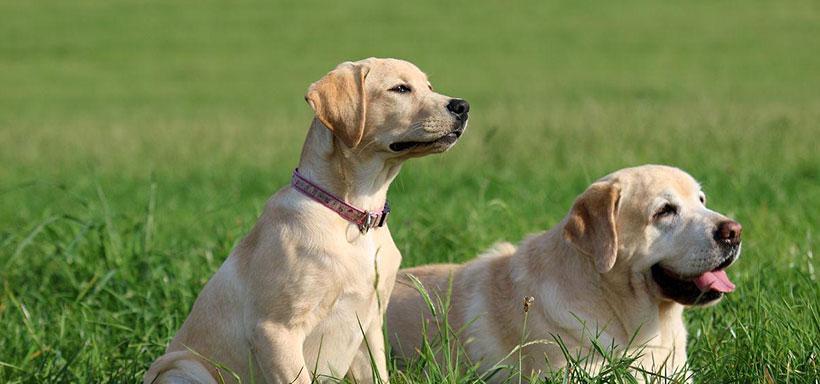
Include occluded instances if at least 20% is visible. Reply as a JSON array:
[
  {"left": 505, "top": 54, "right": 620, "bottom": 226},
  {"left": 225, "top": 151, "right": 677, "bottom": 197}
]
[
  {"left": 345, "top": 316, "right": 389, "bottom": 384},
  {"left": 252, "top": 321, "right": 312, "bottom": 384}
]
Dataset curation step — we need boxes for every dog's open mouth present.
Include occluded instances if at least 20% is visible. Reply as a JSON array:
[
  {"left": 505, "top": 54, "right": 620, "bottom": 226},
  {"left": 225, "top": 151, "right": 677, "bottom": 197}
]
[
  {"left": 651, "top": 257, "right": 736, "bottom": 305},
  {"left": 389, "top": 129, "right": 464, "bottom": 152}
]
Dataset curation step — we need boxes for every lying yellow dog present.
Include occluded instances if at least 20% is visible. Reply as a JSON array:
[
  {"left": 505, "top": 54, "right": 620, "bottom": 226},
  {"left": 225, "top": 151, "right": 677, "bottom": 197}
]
[{"left": 388, "top": 165, "right": 741, "bottom": 382}]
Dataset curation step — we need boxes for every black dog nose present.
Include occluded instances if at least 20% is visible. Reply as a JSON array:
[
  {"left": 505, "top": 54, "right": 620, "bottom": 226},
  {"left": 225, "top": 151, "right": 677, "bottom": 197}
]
[
  {"left": 714, "top": 220, "right": 742, "bottom": 246},
  {"left": 446, "top": 99, "right": 470, "bottom": 120}
]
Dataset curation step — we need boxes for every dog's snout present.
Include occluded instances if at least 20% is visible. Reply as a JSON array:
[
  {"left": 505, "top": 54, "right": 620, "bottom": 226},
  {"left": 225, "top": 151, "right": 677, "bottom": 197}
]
[
  {"left": 446, "top": 99, "right": 470, "bottom": 120},
  {"left": 714, "top": 220, "right": 742, "bottom": 246}
]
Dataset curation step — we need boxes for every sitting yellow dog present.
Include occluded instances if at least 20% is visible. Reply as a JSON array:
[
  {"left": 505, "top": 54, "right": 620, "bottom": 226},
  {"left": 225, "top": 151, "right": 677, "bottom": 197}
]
[{"left": 145, "top": 58, "right": 469, "bottom": 384}]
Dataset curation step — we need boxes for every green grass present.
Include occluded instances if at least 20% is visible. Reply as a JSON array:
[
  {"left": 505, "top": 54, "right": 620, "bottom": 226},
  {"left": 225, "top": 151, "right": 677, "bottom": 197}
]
[{"left": 1, "top": 0, "right": 818, "bottom": 382}]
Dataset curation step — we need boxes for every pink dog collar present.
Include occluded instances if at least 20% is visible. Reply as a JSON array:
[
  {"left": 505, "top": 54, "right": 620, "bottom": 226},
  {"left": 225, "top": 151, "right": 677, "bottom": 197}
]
[{"left": 291, "top": 169, "right": 390, "bottom": 234}]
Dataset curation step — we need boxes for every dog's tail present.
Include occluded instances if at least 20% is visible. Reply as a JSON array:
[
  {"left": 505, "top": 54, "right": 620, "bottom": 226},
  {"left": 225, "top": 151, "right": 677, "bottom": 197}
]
[{"left": 478, "top": 241, "right": 517, "bottom": 259}]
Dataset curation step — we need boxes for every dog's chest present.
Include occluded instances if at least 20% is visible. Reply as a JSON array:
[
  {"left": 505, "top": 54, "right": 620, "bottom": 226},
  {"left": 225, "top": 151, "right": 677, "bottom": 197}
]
[
  {"left": 302, "top": 235, "right": 400, "bottom": 374},
  {"left": 330, "top": 233, "right": 401, "bottom": 294},
  {"left": 329, "top": 247, "right": 398, "bottom": 315},
  {"left": 303, "top": 263, "right": 385, "bottom": 376}
]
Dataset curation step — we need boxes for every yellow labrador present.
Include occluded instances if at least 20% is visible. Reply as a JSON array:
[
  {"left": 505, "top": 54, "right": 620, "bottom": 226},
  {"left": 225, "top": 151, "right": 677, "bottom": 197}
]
[
  {"left": 144, "top": 58, "right": 470, "bottom": 384},
  {"left": 388, "top": 165, "right": 741, "bottom": 381}
]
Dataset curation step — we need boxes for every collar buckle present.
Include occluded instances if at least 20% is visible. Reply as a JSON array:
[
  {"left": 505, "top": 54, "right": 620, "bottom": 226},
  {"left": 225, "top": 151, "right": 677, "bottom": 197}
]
[{"left": 359, "top": 211, "right": 375, "bottom": 234}]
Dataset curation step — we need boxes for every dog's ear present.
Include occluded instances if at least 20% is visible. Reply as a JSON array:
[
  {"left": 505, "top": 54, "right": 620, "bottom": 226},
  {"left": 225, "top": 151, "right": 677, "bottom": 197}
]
[
  {"left": 563, "top": 180, "right": 621, "bottom": 273},
  {"left": 305, "top": 62, "right": 370, "bottom": 148}
]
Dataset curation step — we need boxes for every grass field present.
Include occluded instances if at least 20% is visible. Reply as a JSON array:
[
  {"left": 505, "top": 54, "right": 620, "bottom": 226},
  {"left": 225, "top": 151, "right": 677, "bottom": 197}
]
[{"left": 1, "top": 0, "right": 818, "bottom": 382}]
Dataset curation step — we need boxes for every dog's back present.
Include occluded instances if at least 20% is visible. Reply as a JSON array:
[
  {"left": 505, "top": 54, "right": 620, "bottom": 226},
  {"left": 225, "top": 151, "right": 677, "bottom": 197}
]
[{"left": 387, "top": 242, "right": 517, "bottom": 363}]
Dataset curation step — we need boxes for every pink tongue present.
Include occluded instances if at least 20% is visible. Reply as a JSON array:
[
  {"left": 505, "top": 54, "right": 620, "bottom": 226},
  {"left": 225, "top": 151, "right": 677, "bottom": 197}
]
[{"left": 693, "top": 270, "right": 735, "bottom": 293}]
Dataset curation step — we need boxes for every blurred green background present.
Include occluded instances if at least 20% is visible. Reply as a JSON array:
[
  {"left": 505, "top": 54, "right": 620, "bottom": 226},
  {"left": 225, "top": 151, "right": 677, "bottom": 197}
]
[{"left": 1, "top": 0, "right": 817, "bottom": 382}]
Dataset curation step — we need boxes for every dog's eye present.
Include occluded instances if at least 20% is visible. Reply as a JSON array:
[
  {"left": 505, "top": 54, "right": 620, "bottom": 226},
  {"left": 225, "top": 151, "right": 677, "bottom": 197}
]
[
  {"left": 699, "top": 194, "right": 706, "bottom": 205},
  {"left": 654, "top": 203, "right": 678, "bottom": 219},
  {"left": 389, "top": 84, "right": 412, "bottom": 94}
]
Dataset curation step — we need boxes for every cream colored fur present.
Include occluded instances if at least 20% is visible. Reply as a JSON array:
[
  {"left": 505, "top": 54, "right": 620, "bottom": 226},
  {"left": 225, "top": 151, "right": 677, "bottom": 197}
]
[
  {"left": 387, "top": 165, "right": 741, "bottom": 382},
  {"left": 144, "top": 58, "right": 468, "bottom": 384}
]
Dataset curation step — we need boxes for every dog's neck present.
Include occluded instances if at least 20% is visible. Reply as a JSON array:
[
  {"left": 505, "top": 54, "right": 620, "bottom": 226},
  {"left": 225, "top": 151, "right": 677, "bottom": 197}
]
[
  {"left": 517, "top": 221, "right": 685, "bottom": 352},
  {"left": 296, "top": 119, "right": 402, "bottom": 213}
]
